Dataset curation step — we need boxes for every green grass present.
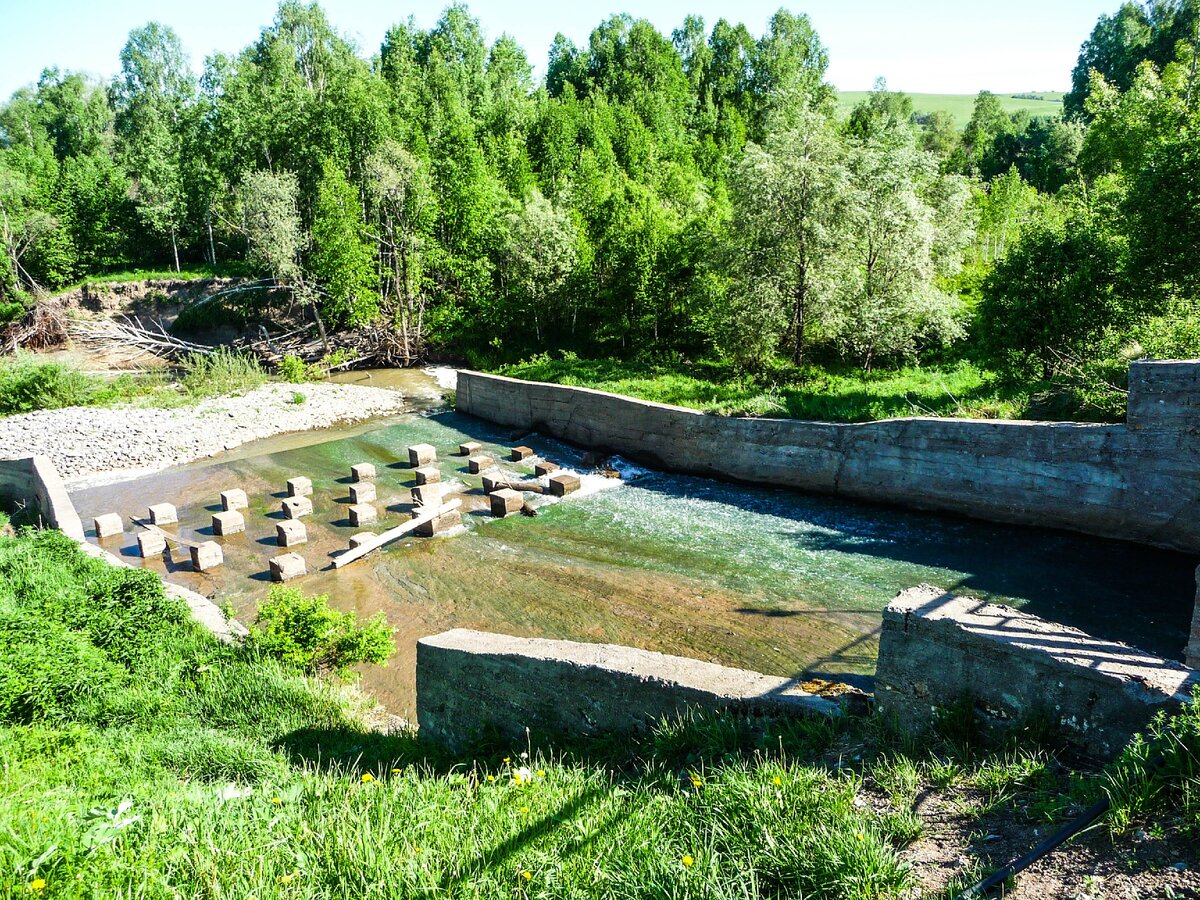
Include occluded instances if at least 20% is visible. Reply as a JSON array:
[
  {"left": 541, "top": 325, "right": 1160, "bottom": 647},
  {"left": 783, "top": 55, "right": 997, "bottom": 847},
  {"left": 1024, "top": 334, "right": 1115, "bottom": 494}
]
[
  {"left": 835, "top": 91, "right": 1065, "bottom": 128},
  {"left": 496, "top": 355, "right": 1054, "bottom": 422},
  {"left": 0, "top": 527, "right": 1196, "bottom": 897},
  {"left": 61, "top": 262, "right": 254, "bottom": 292}
]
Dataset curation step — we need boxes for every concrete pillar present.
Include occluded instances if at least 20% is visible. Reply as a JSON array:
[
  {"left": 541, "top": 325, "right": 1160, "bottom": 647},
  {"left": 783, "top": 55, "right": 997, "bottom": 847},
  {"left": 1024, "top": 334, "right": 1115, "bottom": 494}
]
[
  {"left": 282, "top": 496, "right": 313, "bottom": 519},
  {"left": 411, "top": 483, "right": 445, "bottom": 507},
  {"left": 349, "top": 503, "right": 378, "bottom": 527},
  {"left": 468, "top": 455, "right": 494, "bottom": 475},
  {"left": 459, "top": 442, "right": 481, "bottom": 456},
  {"left": 276, "top": 520, "right": 308, "bottom": 547},
  {"left": 490, "top": 488, "right": 523, "bottom": 518},
  {"left": 548, "top": 473, "right": 581, "bottom": 496},
  {"left": 415, "top": 466, "right": 441, "bottom": 485},
  {"left": 286, "top": 476, "right": 313, "bottom": 498},
  {"left": 137, "top": 531, "right": 167, "bottom": 558},
  {"left": 270, "top": 553, "right": 306, "bottom": 583},
  {"left": 93, "top": 513, "right": 123, "bottom": 538},
  {"left": 1187, "top": 566, "right": 1200, "bottom": 670},
  {"left": 221, "top": 489, "right": 248, "bottom": 511},
  {"left": 408, "top": 444, "right": 437, "bottom": 467},
  {"left": 349, "top": 532, "right": 377, "bottom": 549},
  {"left": 535, "top": 462, "right": 560, "bottom": 477},
  {"left": 510, "top": 446, "right": 533, "bottom": 461},
  {"left": 349, "top": 482, "right": 377, "bottom": 504},
  {"left": 190, "top": 541, "right": 223, "bottom": 572},
  {"left": 351, "top": 462, "right": 376, "bottom": 482},
  {"left": 212, "top": 510, "right": 246, "bottom": 536},
  {"left": 148, "top": 503, "right": 178, "bottom": 525}
]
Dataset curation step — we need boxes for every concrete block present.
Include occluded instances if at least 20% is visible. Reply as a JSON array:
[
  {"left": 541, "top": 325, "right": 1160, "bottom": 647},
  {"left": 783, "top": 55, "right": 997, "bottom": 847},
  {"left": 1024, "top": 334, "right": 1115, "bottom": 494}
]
[
  {"left": 416, "top": 629, "right": 838, "bottom": 751},
  {"left": 349, "top": 503, "right": 378, "bottom": 527},
  {"left": 270, "top": 552, "right": 306, "bottom": 583},
  {"left": 281, "top": 496, "right": 313, "bottom": 519},
  {"left": 468, "top": 455, "right": 493, "bottom": 475},
  {"left": 459, "top": 441, "right": 482, "bottom": 456},
  {"left": 349, "top": 482, "right": 377, "bottom": 504},
  {"left": 276, "top": 520, "right": 308, "bottom": 547},
  {"left": 93, "top": 512, "right": 123, "bottom": 538},
  {"left": 148, "top": 502, "right": 178, "bottom": 525},
  {"left": 286, "top": 476, "right": 313, "bottom": 498},
  {"left": 137, "top": 530, "right": 167, "bottom": 558},
  {"left": 221, "top": 489, "right": 248, "bottom": 511},
  {"left": 876, "top": 585, "right": 1200, "bottom": 759},
  {"left": 411, "top": 483, "right": 445, "bottom": 508},
  {"left": 351, "top": 462, "right": 376, "bottom": 482},
  {"left": 408, "top": 444, "right": 437, "bottom": 467},
  {"left": 349, "top": 531, "right": 377, "bottom": 549},
  {"left": 190, "top": 541, "right": 223, "bottom": 572},
  {"left": 534, "top": 462, "right": 560, "bottom": 477},
  {"left": 548, "top": 473, "right": 581, "bottom": 496},
  {"left": 212, "top": 510, "right": 245, "bottom": 536},
  {"left": 510, "top": 446, "right": 534, "bottom": 461},
  {"left": 481, "top": 473, "right": 509, "bottom": 494},
  {"left": 490, "top": 488, "right": 523, "bottom": 518},
  {"left": 414, "top": 508, "right": 461, "bottom": 537},
  {"left": 414, "top": 466, "right": 441, "bottom": 485}
]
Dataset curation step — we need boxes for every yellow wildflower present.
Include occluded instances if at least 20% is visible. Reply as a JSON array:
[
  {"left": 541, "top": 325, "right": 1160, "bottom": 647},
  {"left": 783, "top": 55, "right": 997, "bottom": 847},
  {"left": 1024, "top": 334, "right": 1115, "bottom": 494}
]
[
  {"left": 537, "top": 769, "right": 546, "bottom": 778},
  {"left": 690, "top": 776, "right": 702, "bottom": 788},
  {"left": 272, "top": 796, "right": 283, "bottom": 805},
  {"left": 520, "top": 870, "right": 532, "bottom": 881},
  {"left": 28, "top": 878, "right": 46, "bottom": 894},
  {"left": 503, "top": 757, "right": 511, "bottom": 764},
  {"left": 681, "top": 854, "right": 695, "bottom": 868},
  {"left": 278, "top": 872, "right": 296, "bottom": 885},
  {"left": 486, "top": 774, "right": 496, "bottom": 782},
  {"left": 856, "top": 833, "right": 865, "bottom": 842},
  {"left": 361, "top": 773, "right": 375, "bottom": 783},
  {"left": 772, "top": 776, "right": 782, "bottom": 787},
  {"left": 392, "top": 768, "right": 402, "bottom": 775},
  {"left": 520, "top": 805, "right": 529, "bottom": 814}
]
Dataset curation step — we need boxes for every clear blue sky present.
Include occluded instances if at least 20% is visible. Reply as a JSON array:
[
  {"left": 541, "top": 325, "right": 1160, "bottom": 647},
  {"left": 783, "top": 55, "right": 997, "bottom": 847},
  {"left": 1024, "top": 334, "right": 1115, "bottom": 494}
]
[{"left": 0, "top": 0, "right": 1114, "bottom": 99}]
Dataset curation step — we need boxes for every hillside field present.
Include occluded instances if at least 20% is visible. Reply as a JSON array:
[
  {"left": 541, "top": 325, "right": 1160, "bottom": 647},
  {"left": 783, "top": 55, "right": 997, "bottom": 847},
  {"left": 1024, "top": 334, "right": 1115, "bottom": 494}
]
[{"left": 836, "top": 90, "right": 1065, "bottom": 126}]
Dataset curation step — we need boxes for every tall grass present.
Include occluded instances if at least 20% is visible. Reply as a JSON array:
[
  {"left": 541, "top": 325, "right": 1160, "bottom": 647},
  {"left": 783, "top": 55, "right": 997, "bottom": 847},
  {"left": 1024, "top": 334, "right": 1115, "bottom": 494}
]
[{"left": 178, "top": 348, "right": 268, "bottom": 398}]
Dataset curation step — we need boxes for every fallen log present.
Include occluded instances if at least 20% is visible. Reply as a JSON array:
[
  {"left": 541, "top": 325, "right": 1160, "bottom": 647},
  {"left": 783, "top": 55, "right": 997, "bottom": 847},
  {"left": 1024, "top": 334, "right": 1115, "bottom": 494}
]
[{"left": 332, "top": 499, "right": 462, "bottom": 569}]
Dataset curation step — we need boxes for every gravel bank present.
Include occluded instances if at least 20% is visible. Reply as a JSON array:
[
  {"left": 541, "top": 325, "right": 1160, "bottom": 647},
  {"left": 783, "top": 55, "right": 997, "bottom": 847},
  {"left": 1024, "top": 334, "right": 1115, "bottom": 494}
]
[{"left": 0, "top": 383, "right": 411, "bottom": 482}]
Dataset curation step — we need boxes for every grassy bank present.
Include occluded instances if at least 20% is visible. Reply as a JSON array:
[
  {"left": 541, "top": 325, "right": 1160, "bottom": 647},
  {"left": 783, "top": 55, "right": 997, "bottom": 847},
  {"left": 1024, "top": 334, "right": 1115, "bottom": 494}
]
[
  {"left": 1, "top": 528, "right": 1196, "bottom": 897},
  {"left": 494, "top": 355, "right": 1103, "bottom": 422}
]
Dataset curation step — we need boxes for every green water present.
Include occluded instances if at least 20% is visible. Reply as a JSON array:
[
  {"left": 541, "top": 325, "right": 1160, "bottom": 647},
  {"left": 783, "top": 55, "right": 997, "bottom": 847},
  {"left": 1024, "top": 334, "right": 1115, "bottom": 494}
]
[{"left": 71, "top": 400, "right": 1199, "bottom": 719}]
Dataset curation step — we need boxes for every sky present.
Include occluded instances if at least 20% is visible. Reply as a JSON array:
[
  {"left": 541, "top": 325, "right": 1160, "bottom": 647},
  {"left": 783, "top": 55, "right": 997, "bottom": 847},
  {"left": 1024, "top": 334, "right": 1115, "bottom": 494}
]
[{"left": 0, "top": 0, "right": 1116, "bottom": 100}]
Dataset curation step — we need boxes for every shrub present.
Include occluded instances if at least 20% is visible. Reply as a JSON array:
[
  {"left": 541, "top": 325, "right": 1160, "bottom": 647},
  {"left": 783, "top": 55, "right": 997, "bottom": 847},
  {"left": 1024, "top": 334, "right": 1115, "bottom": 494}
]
[
  {"left": 246, "top": 586, "right": 395, "bottom": 677},
  {"left": 0, "top": 354, "right": 98, "bottom": 415},
  {"left": 179, "top": 348, "right": 268, "bottom": 398},
  {"left": 277, "top": 354, "right": 311, "bottom": 383}
]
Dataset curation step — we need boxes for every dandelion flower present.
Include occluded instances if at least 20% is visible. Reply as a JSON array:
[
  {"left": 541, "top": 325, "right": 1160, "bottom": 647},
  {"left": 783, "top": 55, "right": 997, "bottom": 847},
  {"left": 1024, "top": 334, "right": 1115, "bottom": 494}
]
[
  {"left": 486, "top": 775, "right": 496, "bottom": 782},
  {"left": 278, "top": 872, "right": 296, "bottom": 885},
  {"left": 856, "top": 833, "right": 865, "bottom": 842},
  {"left": 392, "top": 768, "right": 402, "bottom": 775},
  {"left": 520, "top": 805, "right": 529, "bottom": 814},
  {"left": 537, "top": 769, "right": 546, "bottom": 778},
  {"left": 521, "top": 870, "right": 532, "bottom": 881},
  {"left": 772, "top": 777, "right": 782, "bottom": 787},
  {"left": 28, "top": 878, "right": 46, "bottom": 893},
  {"left": 503, "top": 757, "right": 511, "bottom": 764},
  {"left": 361, "top": 773, "right": 375, "bottom": 783},
  {"left": 272, "top": 797, "right": 283, "bottom": 805},
  {"left": 681, "top": 854, "right": 695, "bottom": 868},
  {"left": 690, "top": 776, "right": 702, "bottom": 788}
]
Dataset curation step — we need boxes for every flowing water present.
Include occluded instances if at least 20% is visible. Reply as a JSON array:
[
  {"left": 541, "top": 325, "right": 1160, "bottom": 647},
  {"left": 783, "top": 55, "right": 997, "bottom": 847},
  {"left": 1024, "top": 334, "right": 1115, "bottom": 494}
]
[{"left": 71, "top": 370, "right": 1200, "bottom": 719}]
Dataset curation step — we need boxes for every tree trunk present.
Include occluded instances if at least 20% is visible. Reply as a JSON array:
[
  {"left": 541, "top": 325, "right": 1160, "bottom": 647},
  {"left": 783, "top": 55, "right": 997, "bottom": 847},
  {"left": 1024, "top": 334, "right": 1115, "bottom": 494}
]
[
  {"left": 207, "top": 221, "right": 217, "bottom": 266},
  {"left": 790, "top": 275, "right": 807, "bottom": 365},
  {"left": 171, "top": 227, "right": 180, "bottom": 273}
]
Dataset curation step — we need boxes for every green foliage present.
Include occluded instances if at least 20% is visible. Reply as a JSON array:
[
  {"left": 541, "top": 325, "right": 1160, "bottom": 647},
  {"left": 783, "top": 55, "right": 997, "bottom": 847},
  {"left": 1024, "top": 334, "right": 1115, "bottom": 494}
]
[
  {"left": 310, "top": 160, "right": 379, "bottom": 327},
  {"left": 277, "top": 354, "right": 319, "bottom": 383},
  {"left": 0, "top": 354, "right": 96, "bottom": 414},
  {"left": 178, "top": 348, "right": 267, "bottom": 398},
  {"left": 246, "top": 586, "right": 395, "bottom": 677}
]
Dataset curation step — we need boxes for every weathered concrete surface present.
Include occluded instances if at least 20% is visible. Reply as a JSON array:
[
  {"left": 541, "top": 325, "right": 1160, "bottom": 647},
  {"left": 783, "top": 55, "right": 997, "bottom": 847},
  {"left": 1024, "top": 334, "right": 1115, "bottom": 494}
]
[
  {"left": 0, "top": 455, "right": 85, "bottom": 539},
  {"left": 414, "top": 508, "right": 461, "bottom": 536},
  {"left": 415, "top": 465, "right": 441, "bottom": 485},
  {"left": 211, "top": 510, "right": 245, "bottom": 536},
  {"left": 93, "top": 512, "right": 123, "bottom": 538},
  {"left": 548, "top": 473, "right": 580, "bottom": 496},
  {"left": 1187, "top": 567, "right": 1200, "bottom": 670},
  {"left": 468, "top": 455, "right": 493, "bottom": 475},
  {"left": 349, "top": 503, "right": 378, "bottom": 527},
  {"left": 535, "top": 461, "right": 560, "bottom": 477},
  {"left": 409, "top": 444, "right": 437, "bottom": 467},
  {"left": 876, "top": 586, "right": 1200, "bottom": 758},
  {"left": 270, "top": 552, "right": 306, "bottom": 582},
  {"left": 286, "top": 476, "right": 313, "bottom": 498},
  {"left": 349, "top": 482, "right": 377, "bottom": 504},
  {"left": 511, "top": 446, "right": 533, "bottom": 461},
  {"left": 417, "top": 629, "right": 838, "bottom": 751},
  {"left": 351, "top": 462, "right": 376, "bottom": 482},
  {"left": 148, "top": 502, "right": 177, "bottom": 525},
  {"left": 190, "top": 541, "right": 223, "bottom": 572},
  {"left": 455, "top": 364, "right": 1200, "bottom": 553},
  {"left": 459, "top": 442, "right": 481, "bottom": 456},
  {"left": 137, "top": 530, "right": 166, "bottom": 558},
  {"left": 221, "top": 489, "right": 248, "bottom": 511},
  {"left": 276, "top": 520, "right": 308, "bottom": 547},
  {"left": 490, "top": 488, "right": 523, "bottom": 517},
  {"left": 282, "top": 496, "right": 312, "bottom": 519}
]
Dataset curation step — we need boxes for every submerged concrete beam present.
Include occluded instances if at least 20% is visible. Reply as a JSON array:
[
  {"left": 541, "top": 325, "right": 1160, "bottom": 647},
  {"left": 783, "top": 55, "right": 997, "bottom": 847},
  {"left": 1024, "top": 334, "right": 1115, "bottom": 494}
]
[{"left": 417, "top": 629, "right": 837, "bottom": 751}]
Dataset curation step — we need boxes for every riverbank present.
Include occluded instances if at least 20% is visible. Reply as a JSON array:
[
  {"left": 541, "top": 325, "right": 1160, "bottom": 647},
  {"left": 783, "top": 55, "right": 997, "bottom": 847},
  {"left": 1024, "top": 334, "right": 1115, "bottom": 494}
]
[{"left": 0, "top": 382, "right": 411, "bottom": 482}]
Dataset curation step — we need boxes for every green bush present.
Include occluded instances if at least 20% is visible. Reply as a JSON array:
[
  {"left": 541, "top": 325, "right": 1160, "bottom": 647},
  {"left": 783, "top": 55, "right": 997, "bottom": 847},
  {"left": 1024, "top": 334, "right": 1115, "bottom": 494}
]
[
  {"left": 246, "top": 586, "right": 395, "bottom": 677},
  {"left": 0, "top": 300, "right": 27, "bottom": 326},
  {"left": 179, "top": 348, "right": 268, "bottom": 398},
  {"left": 277, "top": 354, "right": 312, "bottom": 383},
  {"left": 0, "top": 354, "right": 98, "bottom": 414}
]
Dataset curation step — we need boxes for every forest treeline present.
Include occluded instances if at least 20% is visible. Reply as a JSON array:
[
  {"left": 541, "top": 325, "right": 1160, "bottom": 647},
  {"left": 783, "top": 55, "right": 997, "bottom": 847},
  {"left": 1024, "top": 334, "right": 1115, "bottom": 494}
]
[{"left": 0, "top": 0, "right": 1198, "bottom": 390}]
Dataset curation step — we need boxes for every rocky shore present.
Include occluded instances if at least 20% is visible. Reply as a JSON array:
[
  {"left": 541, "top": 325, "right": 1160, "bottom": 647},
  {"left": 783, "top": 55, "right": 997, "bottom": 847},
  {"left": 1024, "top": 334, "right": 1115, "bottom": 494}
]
[{"left": 0, "top": 383, "right": 411, "bottom": 482}]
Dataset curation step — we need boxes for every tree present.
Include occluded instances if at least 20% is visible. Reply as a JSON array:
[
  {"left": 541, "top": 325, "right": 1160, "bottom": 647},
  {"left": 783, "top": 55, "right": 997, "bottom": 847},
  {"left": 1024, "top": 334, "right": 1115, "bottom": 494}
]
[
  {"left": 310, "top": 160, "right": 378, "bottom": 328},
  {"left": 499, "top": 190, "right": 579, "bottom": 343},
  {"left": 240, "top": 169, "right": 303, "bottom": 284}
]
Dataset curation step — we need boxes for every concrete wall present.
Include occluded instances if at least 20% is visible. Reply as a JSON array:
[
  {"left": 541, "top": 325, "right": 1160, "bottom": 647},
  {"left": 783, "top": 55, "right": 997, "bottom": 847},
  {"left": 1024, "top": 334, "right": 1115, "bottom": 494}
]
[
  {"left": 0, "top": 454, "right": 85, "bottom": 539},
  {"left": 456, "top": 360, "right": 1200, "bottom": 554},
  {"left": 876, "top": 586, "right": 1199, "bottom": 758},
  {"left": 416, "top": 629, "right": 838, "bottom": 751}
]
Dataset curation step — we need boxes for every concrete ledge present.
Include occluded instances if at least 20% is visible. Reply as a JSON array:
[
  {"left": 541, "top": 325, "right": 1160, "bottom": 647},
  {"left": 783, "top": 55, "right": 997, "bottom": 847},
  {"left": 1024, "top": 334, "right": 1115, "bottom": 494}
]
[
  {"left": 416, "top": 629, "right": 838, "bottom": 751},
  {"left": 876, "top": 585, "right": 1199, "bottom": 758},
  {"left": 0, "top": 455, "right": 85, "bottom": 539}
]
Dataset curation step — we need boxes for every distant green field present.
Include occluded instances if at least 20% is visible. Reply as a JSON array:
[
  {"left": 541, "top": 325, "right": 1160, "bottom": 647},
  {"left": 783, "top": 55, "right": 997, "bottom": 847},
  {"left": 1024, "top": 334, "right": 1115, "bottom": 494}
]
[{"left": 836, "top": 91, "right": 1065, "bottom": 127}]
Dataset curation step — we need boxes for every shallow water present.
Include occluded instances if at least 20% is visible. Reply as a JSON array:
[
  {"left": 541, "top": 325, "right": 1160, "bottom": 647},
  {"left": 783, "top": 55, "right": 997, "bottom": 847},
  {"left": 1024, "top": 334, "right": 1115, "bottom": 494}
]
[{"left": 71, "top": 371, "right": 1199, "bottom": 719}]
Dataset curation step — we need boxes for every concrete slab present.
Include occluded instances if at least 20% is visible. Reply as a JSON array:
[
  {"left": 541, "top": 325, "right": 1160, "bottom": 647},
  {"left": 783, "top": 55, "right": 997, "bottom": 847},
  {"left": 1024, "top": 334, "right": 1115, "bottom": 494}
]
[
  {"left": 548, "top": 473, "right": 581, "bottom": 496},
  {"left": 408, "top": 444, "right": 437, "bottom": 467},
  {"left": 349, "top": 503, "right": 378, "bottom": 527},
  {"left": 415, "top": 466, "right": 441, "bottom": 485},
  {"left": 286, "top": 476, "right": 313, "bottom": 498},
  {"left": 276, "top": 520, "right": 308, "bottom": 547},
  {"left": 281, "top": 496, "right": 313, "bottom": 519},
  {"left": 220, "top": 489, "right": 248, "bottom": 511},
  {"left": 490, "top": 488, "right": 523, "bottom": 518},
  {"left": 510, "top": 446, "right": 534, "bottom": 461},
  {"left": 351, "top": 462, "right": 376, "bottom": 482},
  {"left": 211, "top": 510, "right": 245, "bottom": 536},
  {"left": 468, "top": 455, "right": 494, "bottom": 475},
  {"left": 93, "top": 512, "right": 123, "bottom": 538},
  {"left": 137, "top": 530, "right": 167, "bottom": 558},
  {"left": 148, "top": 502, "right": 178, "bottom": 525},
  {"left": 190, "top": 541, "right": 223, "bottom": 572},
  {"left": 459, "top": 441, "right": 482, "bottom": 456},
  {"left": 349, "top": 531, "right": 377, "bottom": 549},
  {"left": 413, "top": 508, "right": 461, "bottom": 536},
  {"left": 349, "top": 482, "right": 377, "bottom": 504},
  {"left": 270, "top": 552, "right": 306, "bottom": 582}
]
